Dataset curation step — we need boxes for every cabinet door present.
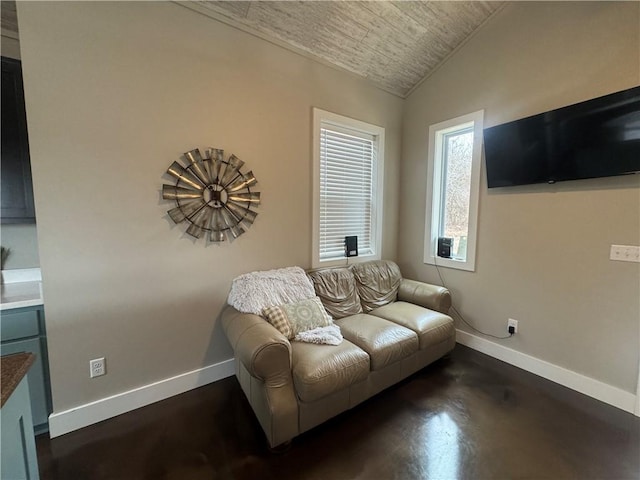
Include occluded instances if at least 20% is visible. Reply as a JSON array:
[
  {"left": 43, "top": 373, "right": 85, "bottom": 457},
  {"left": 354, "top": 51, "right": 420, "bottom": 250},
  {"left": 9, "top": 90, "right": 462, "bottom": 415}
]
[
  {"left": 1, "top": 378, "right": 40, "bottom": 480},
  {"left": 1, "top": 337, "right": 49, "bottom": 430},
  {"left": 1, "top": 56, "right": 35, "bottom": 223}
]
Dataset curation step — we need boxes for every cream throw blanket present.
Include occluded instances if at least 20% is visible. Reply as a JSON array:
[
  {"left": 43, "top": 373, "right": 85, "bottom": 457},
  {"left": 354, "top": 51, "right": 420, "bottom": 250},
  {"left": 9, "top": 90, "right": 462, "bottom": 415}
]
[
  {"left": 228, "top": 266, "right": 342, "bottom": 345},
  {"left": 294, "top": 325, "right": 343, "bottom": 346},
  {"left": 227, "top": 266, "right": 316, "bottom": 315}
]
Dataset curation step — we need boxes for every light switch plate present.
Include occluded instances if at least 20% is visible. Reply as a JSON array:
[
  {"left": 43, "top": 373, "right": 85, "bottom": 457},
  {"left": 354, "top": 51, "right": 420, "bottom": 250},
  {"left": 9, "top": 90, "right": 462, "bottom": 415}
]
[{"left": 610, "top": 245, "right": 640, "bottom": 263}]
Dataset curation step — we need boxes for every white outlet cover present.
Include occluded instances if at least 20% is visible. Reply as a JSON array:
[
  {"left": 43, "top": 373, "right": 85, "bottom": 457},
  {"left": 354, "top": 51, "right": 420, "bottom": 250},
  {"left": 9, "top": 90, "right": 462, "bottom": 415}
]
[{"left": 90, "top": 358, "right": 106, "bottom": 378}]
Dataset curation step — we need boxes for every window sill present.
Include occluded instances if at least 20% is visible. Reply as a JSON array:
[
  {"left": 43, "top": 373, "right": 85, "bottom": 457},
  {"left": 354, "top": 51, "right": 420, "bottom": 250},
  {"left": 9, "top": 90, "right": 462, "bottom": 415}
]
[
  {"left": 425, "top": 255, "right": 475, "bottom": 272},
  {"left": 313, "top": 253, "right": 379, "bottom": 269}
]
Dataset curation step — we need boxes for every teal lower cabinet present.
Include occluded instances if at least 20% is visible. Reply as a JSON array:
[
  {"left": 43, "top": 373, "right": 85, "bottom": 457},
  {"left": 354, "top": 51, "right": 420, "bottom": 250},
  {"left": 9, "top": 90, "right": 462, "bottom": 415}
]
[
  {"left": 1, "top": 368, "right": 40, "bottom": 479},
  {"left": 0, "top": 305, "right": 52, "bottom": 434}
]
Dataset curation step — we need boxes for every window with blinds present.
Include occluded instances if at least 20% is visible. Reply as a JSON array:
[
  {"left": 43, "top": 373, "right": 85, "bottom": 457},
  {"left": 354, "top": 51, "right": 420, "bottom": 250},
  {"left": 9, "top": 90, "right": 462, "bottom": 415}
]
[
  {"left": 312, "top": 108, "right": 384, "bottom": 267},
  {"left": 319, "top": 126, "right": 375, "bottom": 260}
]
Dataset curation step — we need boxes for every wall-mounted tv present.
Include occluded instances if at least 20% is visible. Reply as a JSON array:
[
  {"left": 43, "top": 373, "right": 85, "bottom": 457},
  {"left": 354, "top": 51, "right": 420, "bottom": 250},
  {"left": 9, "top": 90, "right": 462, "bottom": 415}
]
[{"left": 483, "top": 86, "right": 640, "bottom": 188}]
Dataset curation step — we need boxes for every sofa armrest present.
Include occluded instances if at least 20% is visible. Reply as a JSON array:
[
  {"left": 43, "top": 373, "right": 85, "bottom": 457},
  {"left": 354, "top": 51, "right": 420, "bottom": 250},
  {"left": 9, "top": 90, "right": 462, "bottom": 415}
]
[
  {"left": 398, "top": 278, "right": 451, "bottom": 314},
  {"left": 221, "top": 305, "right": 292, "bottom": 384},
  {"left": 221, "top": 305, "right": 298, "bottom": 447}
]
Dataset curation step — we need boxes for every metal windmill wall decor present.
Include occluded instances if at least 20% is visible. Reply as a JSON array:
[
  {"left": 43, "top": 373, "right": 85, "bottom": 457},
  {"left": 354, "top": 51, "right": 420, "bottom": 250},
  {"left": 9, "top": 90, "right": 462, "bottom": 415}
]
[{"left": 162, "top": 148, "right": 260, "bottom": 242}]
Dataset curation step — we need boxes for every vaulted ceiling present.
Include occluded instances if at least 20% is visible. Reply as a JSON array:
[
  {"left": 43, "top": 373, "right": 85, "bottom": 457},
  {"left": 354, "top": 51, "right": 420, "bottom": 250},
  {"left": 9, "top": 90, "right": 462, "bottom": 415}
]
[
  {"left": 179, "top": 1, "right": 504, "bottom": 97},
  {"left": 0, "top": 1, "right": 18, "bottom": 39},
  {"left": 1, "top": 1, "right": 504, "bottom": 98}
]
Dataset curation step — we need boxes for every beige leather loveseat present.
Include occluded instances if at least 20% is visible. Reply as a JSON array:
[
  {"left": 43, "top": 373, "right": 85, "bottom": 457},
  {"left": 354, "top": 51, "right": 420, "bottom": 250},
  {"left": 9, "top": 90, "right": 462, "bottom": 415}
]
[{"left": 221, "top": 260, "right": 455, "bottom": 448}]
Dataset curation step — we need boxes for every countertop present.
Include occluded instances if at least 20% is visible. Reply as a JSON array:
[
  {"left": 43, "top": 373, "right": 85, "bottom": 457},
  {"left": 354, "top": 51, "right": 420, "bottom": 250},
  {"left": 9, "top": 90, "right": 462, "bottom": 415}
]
[
  {"left": 1, "top": 352, "right": 35, "bottom": 407},
  {"left": 1, "top": 268, "right": 43, "bottom": 311}
]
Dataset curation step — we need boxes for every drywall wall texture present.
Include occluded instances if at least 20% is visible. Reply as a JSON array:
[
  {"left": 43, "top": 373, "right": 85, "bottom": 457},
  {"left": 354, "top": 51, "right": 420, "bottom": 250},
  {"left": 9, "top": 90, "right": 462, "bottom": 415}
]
[
  {"left": 401, "top": 2, "right": 640, "bottom": 393},
  {"left": 16, "top": 2, "right": 403, "bottom": 414}
]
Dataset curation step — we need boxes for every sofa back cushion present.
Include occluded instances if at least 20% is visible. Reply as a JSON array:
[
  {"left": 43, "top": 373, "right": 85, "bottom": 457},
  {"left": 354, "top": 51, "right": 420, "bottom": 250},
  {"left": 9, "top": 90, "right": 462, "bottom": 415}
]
[
  {"left": 351, "top": 260, "right": 402, "bottom": 312},
  {"left": 307, "top": 267, "right": 363, "bottom": 319}
]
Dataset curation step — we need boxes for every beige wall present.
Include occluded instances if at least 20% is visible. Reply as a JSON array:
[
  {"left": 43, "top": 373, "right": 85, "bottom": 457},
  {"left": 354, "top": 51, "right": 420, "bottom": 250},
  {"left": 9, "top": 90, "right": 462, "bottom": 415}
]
[
  {"left": 401, "top": 2, "right": 640, "bottom": 392},
  {"left": 16, "top": 1, "right": 403, "bottom": 412}
]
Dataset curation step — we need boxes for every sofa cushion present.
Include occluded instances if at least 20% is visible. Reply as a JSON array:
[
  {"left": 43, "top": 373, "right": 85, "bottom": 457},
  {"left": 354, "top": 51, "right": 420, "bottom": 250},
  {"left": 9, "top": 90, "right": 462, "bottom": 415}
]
[
  {"left": 351, "top": 260, "right": 402, "bottom": 313},
  {"left": 262, "top": 297, "right": 333, "bottom": 339},
  {"left": 335, "top": 314, "right": 418, "bottom": 371},
  {"left": 370, "top": 301, "right": 455, "bottom": 349},
  {"left": 307, "top": 267, "right": 363, "bottom": 319},
  {"left": 292, "top": 340, "right": 370, "bottom": 403}
]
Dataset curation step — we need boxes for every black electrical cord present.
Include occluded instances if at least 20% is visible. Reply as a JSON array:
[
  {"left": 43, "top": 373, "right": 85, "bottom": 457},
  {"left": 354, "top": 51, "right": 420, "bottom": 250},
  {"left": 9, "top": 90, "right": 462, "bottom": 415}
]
[{"left": 434, "top": 257, "right": 513, "bottom": 340}]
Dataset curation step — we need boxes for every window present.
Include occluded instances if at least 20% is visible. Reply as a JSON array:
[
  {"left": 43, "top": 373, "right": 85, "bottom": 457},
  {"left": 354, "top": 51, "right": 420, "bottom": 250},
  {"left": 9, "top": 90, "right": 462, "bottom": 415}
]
[
  {"left": 312, "top": 108, "right": 384, "bottom": 268},
  {"left": 424, "top": 110, "right": 484, "bottom": 272}
]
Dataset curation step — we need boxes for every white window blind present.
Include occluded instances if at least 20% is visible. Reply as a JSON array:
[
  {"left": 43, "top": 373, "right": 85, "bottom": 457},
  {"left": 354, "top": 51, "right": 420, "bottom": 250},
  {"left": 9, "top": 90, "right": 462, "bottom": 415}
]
[{"left": 319, "top": 124, "right": 376, "bottom": 261}]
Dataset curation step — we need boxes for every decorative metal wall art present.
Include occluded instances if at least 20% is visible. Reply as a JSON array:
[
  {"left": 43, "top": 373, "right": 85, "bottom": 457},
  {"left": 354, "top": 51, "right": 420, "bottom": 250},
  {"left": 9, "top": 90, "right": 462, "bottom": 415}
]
[{"left": 162, "top": 148, "right": 260, "bottom": 242}]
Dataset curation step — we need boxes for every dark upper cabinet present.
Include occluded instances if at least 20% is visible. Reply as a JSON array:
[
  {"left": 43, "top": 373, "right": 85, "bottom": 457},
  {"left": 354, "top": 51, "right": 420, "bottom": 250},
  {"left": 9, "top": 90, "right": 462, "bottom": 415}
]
[{"left": 2, "top": 56, "right": 35, "bottom": 224}]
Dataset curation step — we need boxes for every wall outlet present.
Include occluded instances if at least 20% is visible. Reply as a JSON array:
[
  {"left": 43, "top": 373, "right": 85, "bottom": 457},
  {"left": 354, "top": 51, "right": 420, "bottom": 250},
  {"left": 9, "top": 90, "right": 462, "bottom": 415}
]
[
  {"left": 90, "top": 357, "right": 106, "bottom": 378},
  {"left": 507, "top": 318, "right": 518, "bottom": 334},
  {"left": 610, "top": 245, "right": 640, "bottom": 263}
]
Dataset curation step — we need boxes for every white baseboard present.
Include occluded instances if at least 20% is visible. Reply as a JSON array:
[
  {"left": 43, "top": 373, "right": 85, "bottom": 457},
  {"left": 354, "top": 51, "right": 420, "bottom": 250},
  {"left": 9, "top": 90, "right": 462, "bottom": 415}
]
[
  {"left": 456, "top": 330, "right": 638, "bottom": 416},
  {"left": 48, "top": 358, "right": 236, "bottom": 437},
  {"left": 48, "top": 333, "right": 637, "bottom": 437}
]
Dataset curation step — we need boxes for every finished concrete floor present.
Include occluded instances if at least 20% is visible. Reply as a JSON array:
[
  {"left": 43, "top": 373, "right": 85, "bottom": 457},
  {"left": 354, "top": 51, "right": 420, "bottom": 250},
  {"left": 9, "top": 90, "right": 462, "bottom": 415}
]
[{"left": 36, "top": 345, "right": 639, "bottom": 479}]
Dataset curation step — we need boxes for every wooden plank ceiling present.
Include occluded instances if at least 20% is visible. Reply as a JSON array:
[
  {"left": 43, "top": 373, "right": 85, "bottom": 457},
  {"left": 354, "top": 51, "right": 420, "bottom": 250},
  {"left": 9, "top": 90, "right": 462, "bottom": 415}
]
[
  {"left": 181, "top": 1, "right": 504, "bottom": 97},
  {"left": 0, "top": 1, "right": 18, "bottom": 40},
  {"left": 1, "top": 1, "right": 503, "bottom": 98}
]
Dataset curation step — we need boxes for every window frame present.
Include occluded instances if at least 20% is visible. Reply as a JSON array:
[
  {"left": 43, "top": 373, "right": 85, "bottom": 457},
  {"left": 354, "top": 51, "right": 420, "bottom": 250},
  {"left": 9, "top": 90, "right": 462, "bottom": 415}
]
[
  {"left": 312, "top": 108, "right": 385, "bottom": 269},
  {"left": 424, "top": 110, "right": 484, "bottom": 272}
]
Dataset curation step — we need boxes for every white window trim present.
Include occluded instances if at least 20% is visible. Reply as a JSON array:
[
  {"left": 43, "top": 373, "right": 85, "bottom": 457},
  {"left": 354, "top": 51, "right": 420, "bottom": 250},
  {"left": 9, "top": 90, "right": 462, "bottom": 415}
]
[
  {"left": 312, "top": 108, "right": 385, "bottom": 269},
  {"left": 424, "top": 110, "right": 484, "bottom": 272}
]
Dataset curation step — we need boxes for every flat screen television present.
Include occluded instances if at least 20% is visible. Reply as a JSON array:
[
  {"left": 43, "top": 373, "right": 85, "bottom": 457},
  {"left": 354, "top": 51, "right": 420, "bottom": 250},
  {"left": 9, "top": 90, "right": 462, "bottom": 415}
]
[{"left": 483, "top": 86, "right": 640, "bottom": 188}]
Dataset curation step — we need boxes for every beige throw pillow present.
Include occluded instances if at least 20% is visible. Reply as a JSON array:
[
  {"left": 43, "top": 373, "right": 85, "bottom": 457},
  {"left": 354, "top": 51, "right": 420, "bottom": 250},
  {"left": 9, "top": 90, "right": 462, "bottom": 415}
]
[{"left": 262, "top": 296, "right": 333, "bottom": 339}]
